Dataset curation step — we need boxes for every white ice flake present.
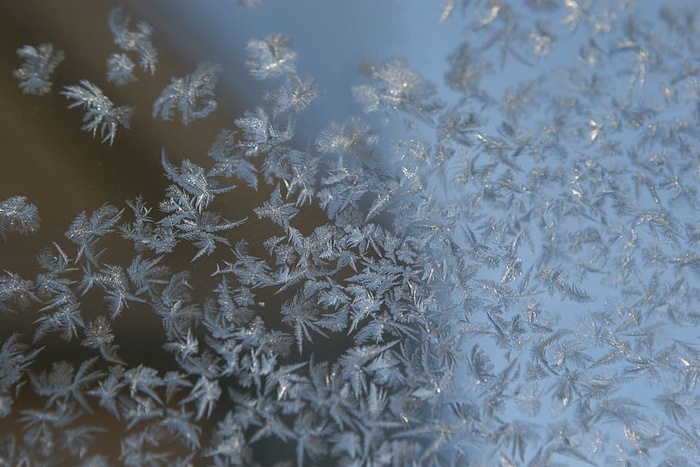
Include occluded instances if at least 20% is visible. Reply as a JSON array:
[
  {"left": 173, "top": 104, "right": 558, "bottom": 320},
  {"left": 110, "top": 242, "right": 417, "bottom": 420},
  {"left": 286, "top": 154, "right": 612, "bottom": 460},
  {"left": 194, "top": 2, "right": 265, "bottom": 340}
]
[
  {"left": 13, "top": 43, "right": 64, "bottom": 95},
  {"left": 62, "top": 80, "right": 133, "bottom": 145}
]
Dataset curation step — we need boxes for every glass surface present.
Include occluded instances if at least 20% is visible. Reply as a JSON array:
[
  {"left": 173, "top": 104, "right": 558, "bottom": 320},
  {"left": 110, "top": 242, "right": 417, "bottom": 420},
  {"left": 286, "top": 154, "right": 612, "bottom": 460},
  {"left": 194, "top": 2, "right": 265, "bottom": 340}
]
[{"left": 1, "top": 1, "right": 699, "bottom": 465}]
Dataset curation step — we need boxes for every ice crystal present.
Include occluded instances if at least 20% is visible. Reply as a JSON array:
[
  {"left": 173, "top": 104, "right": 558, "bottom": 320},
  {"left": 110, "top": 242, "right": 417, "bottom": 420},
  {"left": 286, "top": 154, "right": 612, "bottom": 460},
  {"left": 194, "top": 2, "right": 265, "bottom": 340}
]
[
  {"left": 152, "top": 62, "right": 221, "bottom": 125},
  {"left": 316, "top": 117, "right": 379, "bottom": 160},
  {"left": 106, "top": 53, "right": 137, "bottom": 86},
  {"left": 0, "top": 196, "right": 40, "bottom": 240},
  {"left": 353, "top": 57, "right": 445, "bottom": 120},
  {"left": 245, "top": 34, "right": 297, "bottom": 80},
  {"left": 264, "top": 75, "right": 321, "bottom": 117},
  {"left": 61, "top": 81, "right": 134, "bottom": 145},
  {"left": 108, "top": 6, "right": 157, "bottom": 75},
  {"left": 12, "top": 43, "right": 64, "bottom": 95}
]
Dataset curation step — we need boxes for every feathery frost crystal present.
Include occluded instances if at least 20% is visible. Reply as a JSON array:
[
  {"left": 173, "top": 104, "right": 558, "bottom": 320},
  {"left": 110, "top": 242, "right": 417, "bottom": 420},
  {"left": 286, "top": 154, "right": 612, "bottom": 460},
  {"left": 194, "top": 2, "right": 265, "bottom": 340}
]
[
  {"left": 152, "top": 63, "right": 222, "bottom": 125},
  {"left": 13, "top": 43, "right": 64, "bottom": 95},
  {"left": 62, "top": 80, "right": 134, "bottom": 145}
]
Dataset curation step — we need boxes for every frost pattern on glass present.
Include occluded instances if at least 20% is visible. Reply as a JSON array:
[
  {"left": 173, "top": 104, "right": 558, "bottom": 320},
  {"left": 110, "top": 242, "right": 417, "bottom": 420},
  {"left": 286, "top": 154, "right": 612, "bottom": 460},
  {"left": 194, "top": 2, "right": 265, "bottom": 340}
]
[
  {"left": 12, "top": 43, "right": 64, "bottom": 95},
  {"left": 3, "top": 1, "right": 700, "bottom": 466}
]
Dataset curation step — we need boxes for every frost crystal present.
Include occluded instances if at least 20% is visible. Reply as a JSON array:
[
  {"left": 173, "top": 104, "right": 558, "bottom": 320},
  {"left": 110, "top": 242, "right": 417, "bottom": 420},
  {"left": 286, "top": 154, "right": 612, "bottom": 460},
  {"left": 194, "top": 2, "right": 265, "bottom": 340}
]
[
  {"left": 61, "top": 80, "right": 134, "bottom": 145},
  {"left": 13, "top": 43, "right": 64, "bottom": 95},
  {"left": 264, "top": 75, "right": 321, "bottom": 117},
  {"left": 316, "top": 117, "right": 379, "bottom": 160},
  {"left": 353, "top": 57, "right": 445, "bottom": 120},
  {"left": 152, "top": 63, "right": 221, "bottom": 125},
  {"left": 106, "top": 53, "right": 137, "bottom": 86},
  {"left": 0, "top": 196, "right": 40, "bottom": 240},
  {"left": 108, "top": 6, "right": 158, "bottom": 75}
]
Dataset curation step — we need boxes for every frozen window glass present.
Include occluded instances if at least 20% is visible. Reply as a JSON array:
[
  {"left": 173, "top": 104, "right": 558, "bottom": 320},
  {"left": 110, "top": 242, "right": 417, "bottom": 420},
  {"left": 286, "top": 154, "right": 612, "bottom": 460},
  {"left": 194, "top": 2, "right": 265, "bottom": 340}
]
[{"left": 1, "top": 1, "right": 698, "bottom": 465}]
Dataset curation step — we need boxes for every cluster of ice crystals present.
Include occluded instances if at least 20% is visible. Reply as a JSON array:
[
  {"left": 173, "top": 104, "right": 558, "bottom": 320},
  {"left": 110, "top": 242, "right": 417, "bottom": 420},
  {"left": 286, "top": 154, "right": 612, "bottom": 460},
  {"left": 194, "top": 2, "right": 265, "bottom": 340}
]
[{"left": 3, "top": 1, "right": 700, "bottom": 466}]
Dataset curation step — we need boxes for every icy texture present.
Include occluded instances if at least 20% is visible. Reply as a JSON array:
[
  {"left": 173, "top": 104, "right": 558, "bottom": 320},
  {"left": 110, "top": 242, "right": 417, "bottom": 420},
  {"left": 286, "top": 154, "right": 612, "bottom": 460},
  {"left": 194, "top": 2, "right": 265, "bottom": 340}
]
[{"left": 3, "top": 1, "right": 700, "bottom": 466}]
